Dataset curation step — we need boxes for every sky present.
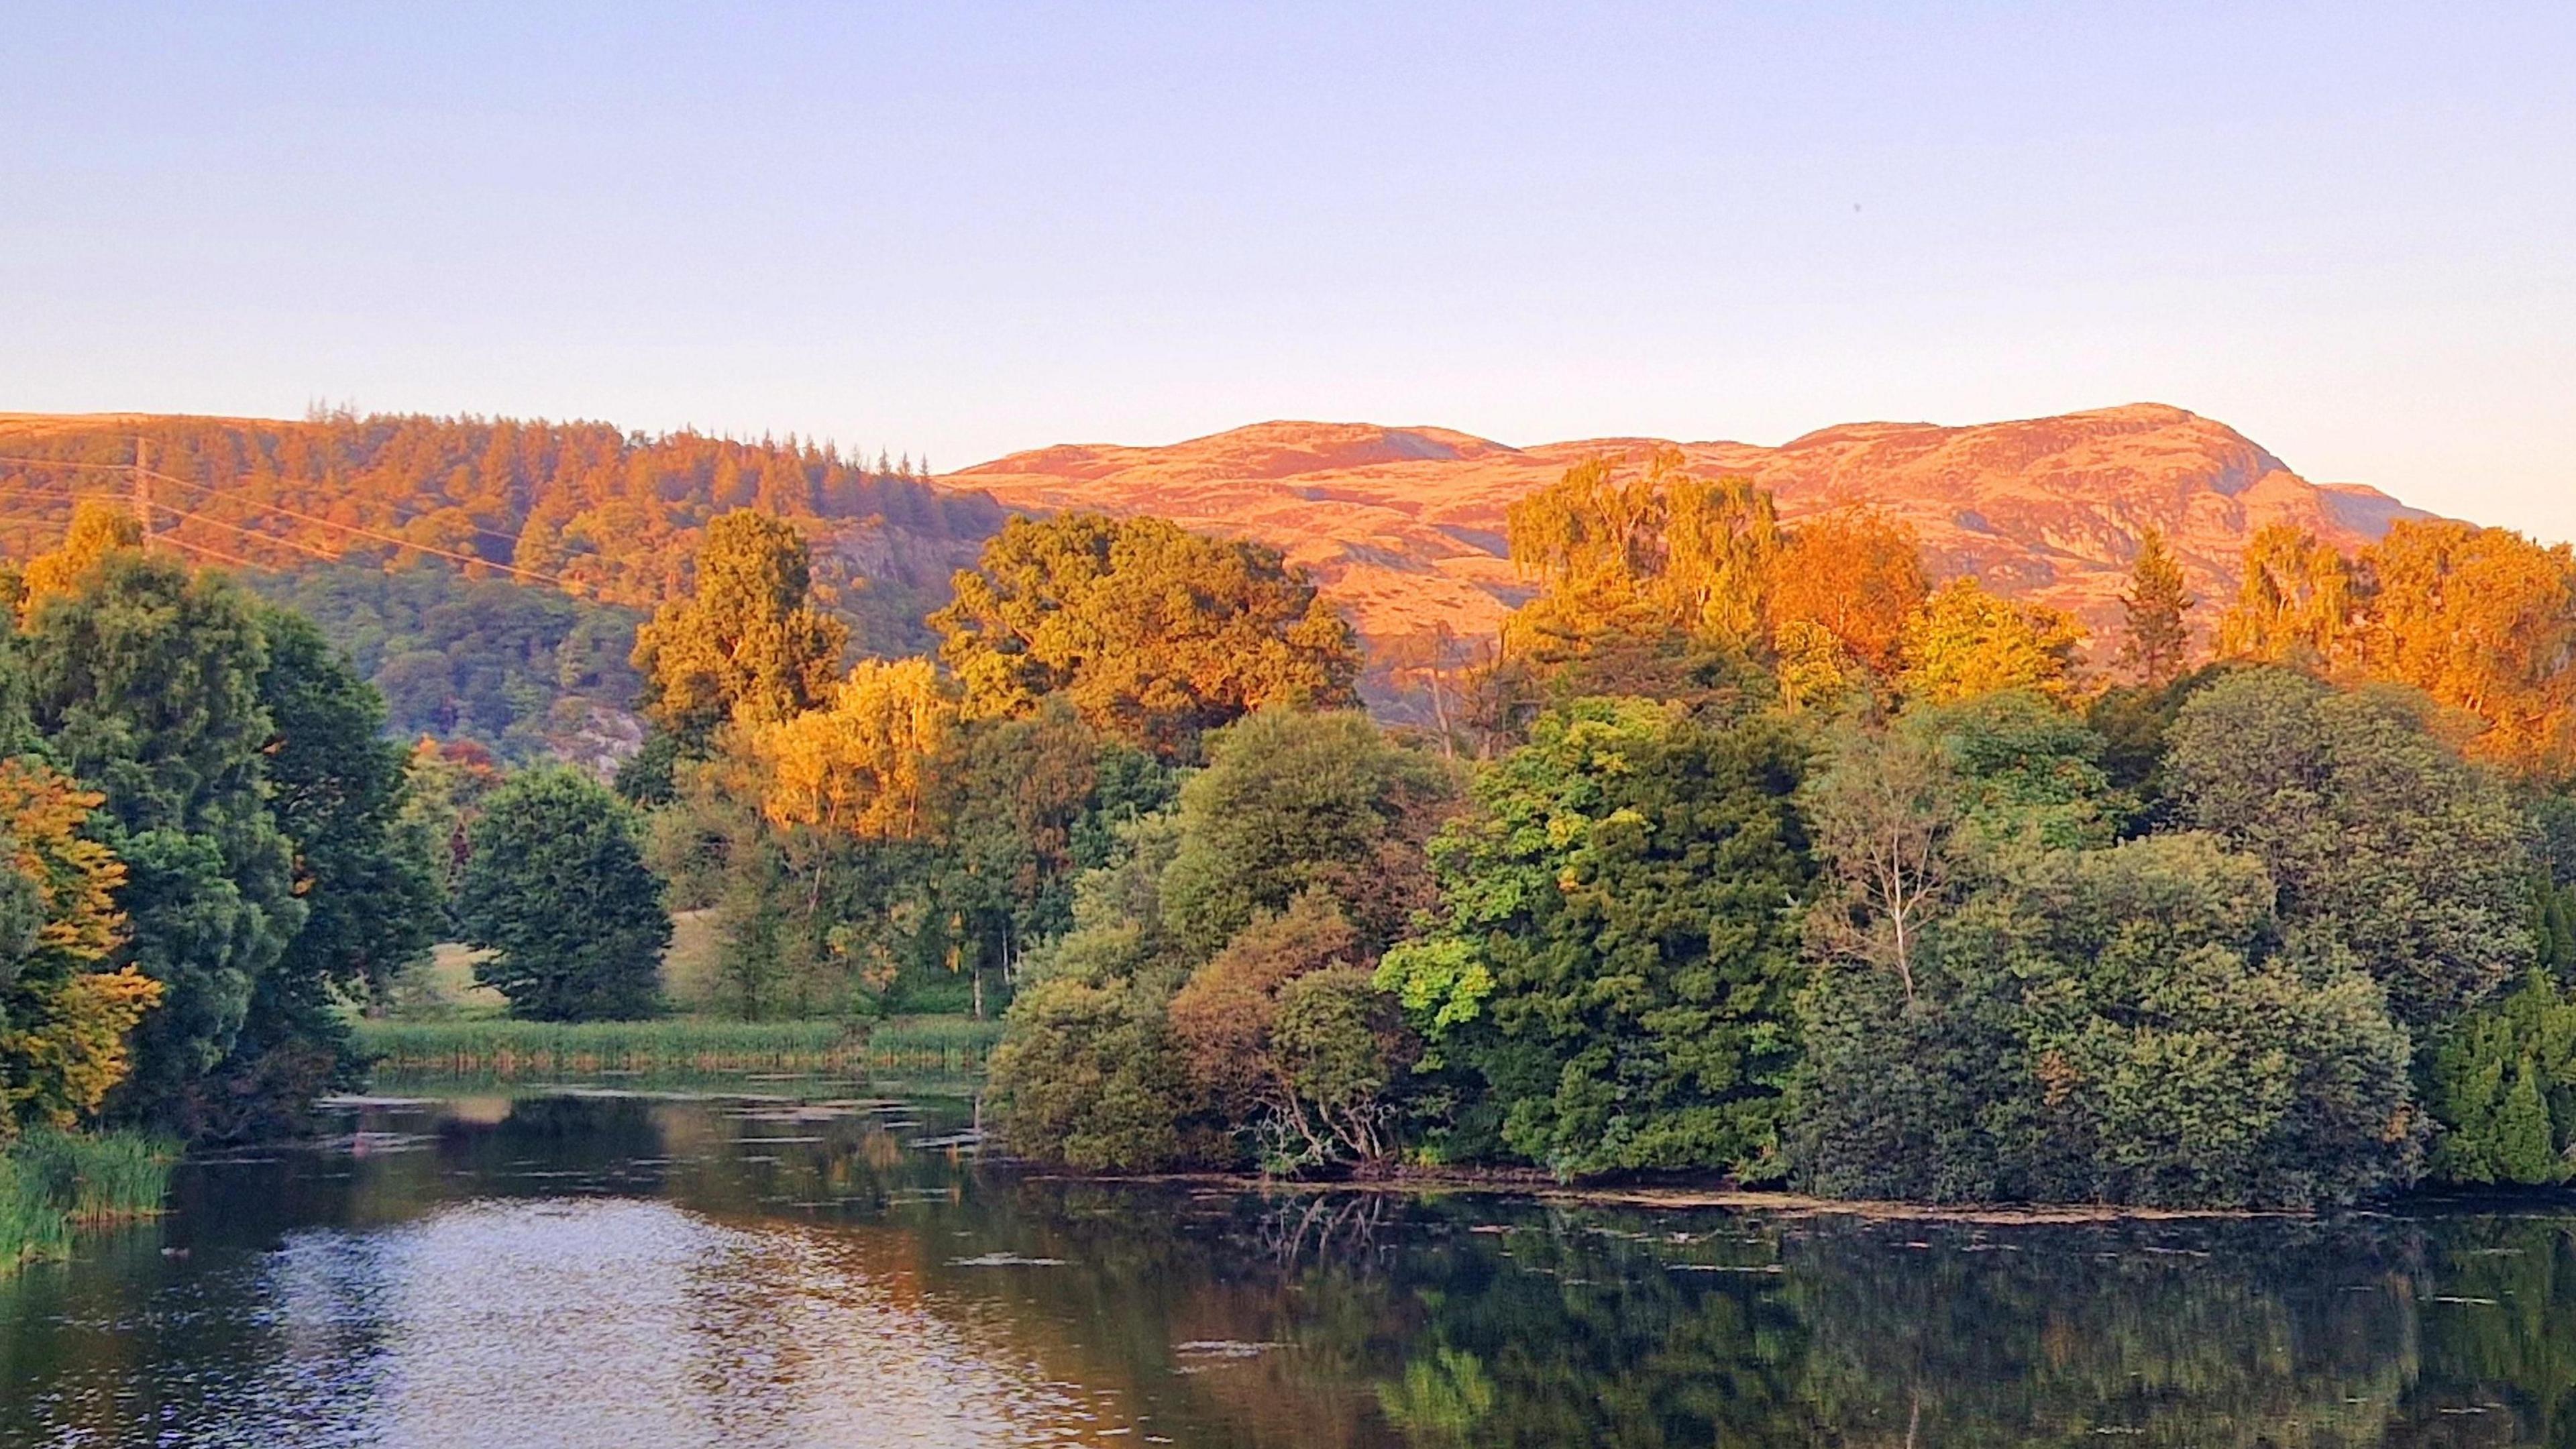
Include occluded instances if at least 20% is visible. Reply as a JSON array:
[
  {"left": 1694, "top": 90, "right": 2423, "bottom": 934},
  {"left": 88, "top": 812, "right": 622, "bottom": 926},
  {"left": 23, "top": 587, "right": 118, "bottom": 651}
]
[{"left": 3, "top": 3, "right": 2570, "bottom": 539}]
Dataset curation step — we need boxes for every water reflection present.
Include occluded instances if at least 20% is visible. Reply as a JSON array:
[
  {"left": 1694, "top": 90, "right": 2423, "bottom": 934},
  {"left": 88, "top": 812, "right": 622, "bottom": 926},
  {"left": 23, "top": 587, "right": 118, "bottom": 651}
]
[{"left": 7, "top": 1087, "right": 2576, "bottom": 1446}]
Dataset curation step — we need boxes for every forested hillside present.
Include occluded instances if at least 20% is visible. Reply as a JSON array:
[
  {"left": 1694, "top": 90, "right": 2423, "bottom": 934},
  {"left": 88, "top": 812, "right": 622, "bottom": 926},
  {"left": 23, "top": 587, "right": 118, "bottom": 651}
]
[
  {"left": 0, "top": 411, "right": 1007, "bottom": 657},
  {"left": 239, "top": 564, "right": 644, "bottom": 767}
]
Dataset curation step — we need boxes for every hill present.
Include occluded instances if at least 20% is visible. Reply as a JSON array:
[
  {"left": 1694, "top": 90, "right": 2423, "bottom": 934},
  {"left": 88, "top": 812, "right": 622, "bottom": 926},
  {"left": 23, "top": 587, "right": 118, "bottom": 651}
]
[
  {"left": 0, "top": 410, "right": 1006, "bottom": 655},
  {"left": 0, "top": 411, "right": 1010, "bottom": 763},
  {"left": 945, "top": 404, "right": 2430, "bottom": 661},
  {"left": 0, "top": 405, "right": 2437, "bottom": 737}
]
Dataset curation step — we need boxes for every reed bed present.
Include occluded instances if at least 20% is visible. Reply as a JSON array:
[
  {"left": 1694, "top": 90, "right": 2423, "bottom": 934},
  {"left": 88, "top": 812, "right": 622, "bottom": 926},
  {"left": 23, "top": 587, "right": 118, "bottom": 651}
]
[
  {"left": 1, "top": 1129, "right": 174, "bottom": 1273},
  {"left": 356, "top": 1015, "right": 1003, "bottom": 1077}
]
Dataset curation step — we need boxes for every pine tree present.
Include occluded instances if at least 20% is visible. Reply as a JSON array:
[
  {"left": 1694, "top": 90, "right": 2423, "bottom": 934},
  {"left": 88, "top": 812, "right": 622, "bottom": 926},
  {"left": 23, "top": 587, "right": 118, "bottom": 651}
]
[
  {"left": 2496, "top": 1056, "right": 2560, "bottom": 1182},
  {"left": 2116, "top": 528, "right": 2196, "bottom": 686}
]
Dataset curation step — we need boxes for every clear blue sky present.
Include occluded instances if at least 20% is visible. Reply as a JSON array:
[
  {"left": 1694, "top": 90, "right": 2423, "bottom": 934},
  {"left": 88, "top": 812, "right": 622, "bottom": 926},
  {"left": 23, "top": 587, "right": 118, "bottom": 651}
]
[{"left": 4, "top": 3, "right": 2569, "bottom": 539}]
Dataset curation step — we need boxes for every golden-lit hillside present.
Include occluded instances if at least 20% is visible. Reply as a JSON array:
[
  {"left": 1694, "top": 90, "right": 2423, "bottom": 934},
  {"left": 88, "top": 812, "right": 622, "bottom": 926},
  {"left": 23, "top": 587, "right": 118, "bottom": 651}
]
[
  {"left": 2, "top": 404, "right": 2431, "bottom": 678},
  {"left": 0, "top": 411, "right": 1005, "bottom": 657},
  {"left": 945, "top": 404, "right": 2430, "bottom": 657}
]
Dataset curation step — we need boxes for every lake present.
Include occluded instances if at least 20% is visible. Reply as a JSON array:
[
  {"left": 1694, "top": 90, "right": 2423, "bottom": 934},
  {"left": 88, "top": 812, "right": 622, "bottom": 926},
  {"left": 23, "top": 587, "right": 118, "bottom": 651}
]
[{"left": 2, "top": 1083, "right": 2571, "bottom": 1447}]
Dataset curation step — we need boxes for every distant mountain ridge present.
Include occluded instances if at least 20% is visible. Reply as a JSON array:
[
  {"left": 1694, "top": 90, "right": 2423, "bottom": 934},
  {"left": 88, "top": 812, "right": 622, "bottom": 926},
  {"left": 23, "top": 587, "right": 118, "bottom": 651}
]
[{"left": 942, "top": 403, "right": 2432, "bottom": 655}]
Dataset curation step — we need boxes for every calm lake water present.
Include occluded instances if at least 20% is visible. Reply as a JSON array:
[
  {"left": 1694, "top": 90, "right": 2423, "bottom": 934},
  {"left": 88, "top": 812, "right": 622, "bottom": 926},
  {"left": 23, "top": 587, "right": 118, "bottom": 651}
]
[{"left": 6, "top": 1085, "right": 2576, "bottom": 1448}]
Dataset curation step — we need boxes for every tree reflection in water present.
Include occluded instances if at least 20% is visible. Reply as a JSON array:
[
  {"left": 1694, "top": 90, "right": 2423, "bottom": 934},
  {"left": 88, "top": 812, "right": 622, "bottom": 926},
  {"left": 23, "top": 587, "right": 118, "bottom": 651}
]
[{"left": 7, "top": 1091, "right": 2576, "bottom": 1448}]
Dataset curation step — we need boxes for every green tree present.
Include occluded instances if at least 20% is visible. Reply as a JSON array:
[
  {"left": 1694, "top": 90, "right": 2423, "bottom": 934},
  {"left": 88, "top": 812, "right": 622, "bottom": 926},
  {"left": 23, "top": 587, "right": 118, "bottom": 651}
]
[
  {"left": 1794, "top": 833, "right": 2422, "bottom": 1208},
  {"left": 930, "top": 513, "right": 1359, "bottom": 761},
  {"left": 2163, "top": 667, "right": 2533, "bottom": 1029},
  {"left": 935, "top": 701, "right": 1176, "bottom": 1001},
  {"left": 2534, "top": 794, "right": 2576, "bottom": 975},
  {"left": 2115, "top": 527, "right": 2196, "bottom": 686},
  {"left": 242, "top": 561, "right": 645, "bottom": 759},
  {"left": 1168, "top": 892, "right": 1409, "bottom": 1169},
  {"left": 1159, "top": 709, "right": 1458, "bottom": 961},
  {"left": 456, "top": 769, "right": 671, "bottom": 1021},
  {"left": 1796, "top": 690, "right": 2116, "bottom": 1009},
  {"left": 191, "top": 610, "right": 446, "bottom": 1138},
  {"left": 984, "top": 974, "right": 1193, "bottom": 1170},
  {"left": 2084, "top": 663, "right": 2239, "bottom": 818},
  {"left": 2426, "top": 971, "right": 2576, "bottom": 1184},
  {"left": 987, "top": 813, "right": 1201, "bottom": 1168},
  {"left": 1379, "top": 699, "right": 1814, "bottom": 1177},
  {"left": 630, "top": 509, "right": 848, "bottom": 748},
  {"left": 19, "top": 547, "right": 303, "bottom": 1130}
]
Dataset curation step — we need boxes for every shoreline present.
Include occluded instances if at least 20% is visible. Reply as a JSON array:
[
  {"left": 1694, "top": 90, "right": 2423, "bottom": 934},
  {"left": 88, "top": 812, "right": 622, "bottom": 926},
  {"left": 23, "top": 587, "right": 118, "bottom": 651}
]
[{"left": 1015, "top": 1167, "right": 2300, "bottom": 1224}]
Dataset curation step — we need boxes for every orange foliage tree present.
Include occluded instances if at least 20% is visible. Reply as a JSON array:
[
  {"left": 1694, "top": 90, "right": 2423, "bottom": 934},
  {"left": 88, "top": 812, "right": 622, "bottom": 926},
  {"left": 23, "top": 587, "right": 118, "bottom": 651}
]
[
  {"left": 2351, "top": 521, "right": 2576, "bottom": 780},
  {"left": 2218, "top": 524, "right": 2359, "bottom": 665},
  {"left": 2216, "top": 519, "right": 2576, "bottom": 780},
  {"left": 1765, "top": 507, "right": 1929, "bottom": 674}
]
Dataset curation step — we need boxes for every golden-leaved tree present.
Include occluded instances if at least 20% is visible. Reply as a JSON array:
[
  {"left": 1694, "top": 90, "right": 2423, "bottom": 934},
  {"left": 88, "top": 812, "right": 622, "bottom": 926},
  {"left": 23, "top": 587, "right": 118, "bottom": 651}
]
[
  {"left": 2352, "top": 521, "right": 2576, "bottom": 780},
  {"left": 632, "top": 509, "right": 849, "bottom": 745},
  {"left": 931, "top": 513, "right": 1358, "bottom": 761},
  {"left": 1898, "top": 578, "right": 2084, "bottom": 704},
  {"left": 2216, "top": 519, "right": 2576, "bottom": 780},
  {"left": 13, "top": 501, "right": 142, "bottom": 620},
  {"left": 0, "top": 759, "right": 158, "bottom": 1141},
  {"left": 750, "top": 657, "right": 959, "bottom": 842},
  {"left": 1503, "top": 449, "right": 1784, "bottom": 660},
  {"left": 2218, "top": 523, "right": 2359, "bottom": 665}
]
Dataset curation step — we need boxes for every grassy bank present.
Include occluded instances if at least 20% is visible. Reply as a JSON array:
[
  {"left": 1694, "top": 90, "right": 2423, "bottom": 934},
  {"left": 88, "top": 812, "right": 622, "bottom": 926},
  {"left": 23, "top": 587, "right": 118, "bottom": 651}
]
[
  {"left": 1, "top": 1130, "right": 174, "bottom": 1274},
  {"left": 356, "top": 1014, "right": 1004, "bottom": 1077}
]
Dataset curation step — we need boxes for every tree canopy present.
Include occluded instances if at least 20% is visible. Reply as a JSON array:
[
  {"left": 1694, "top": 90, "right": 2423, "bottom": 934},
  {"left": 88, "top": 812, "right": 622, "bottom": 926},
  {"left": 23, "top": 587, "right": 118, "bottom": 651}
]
[
  {"left": 1379, "top": 699, "right": 1813, "bottom": 1177},
  {"left": 632, "top": 509, "right": 849, "bottom": 746},
  {"left": 2163, "top": 667, "right": 2532, "bottom": 1030},
  {"left": 932, "top": 513, "right": 1360, "bottom": 760},
  {"left": 2115, "top": 527, "right": 2196, "bottom": 687},
  {"left": 457, "top": 769, "right": 671, "bottom": 1021},
  {"left": 18, "top": 542, "right": 303, "bottom": 1128}
]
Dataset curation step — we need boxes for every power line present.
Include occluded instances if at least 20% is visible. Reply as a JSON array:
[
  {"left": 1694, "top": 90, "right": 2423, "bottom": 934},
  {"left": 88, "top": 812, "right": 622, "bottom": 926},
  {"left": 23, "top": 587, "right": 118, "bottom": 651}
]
[
  {"left": 0, "top": 452, "right": 529, "bottom": 551},
  {"left": 154, "top": 533, "right": 266, "bottom": 571},
  {"left": 0, "top": 486, "right": 464, "bottom": 575},
  {"left": 0, "top": 453, "right": 566, "bottom": 586},
  {"left": 142, "top": 500, "right": 358, "bottom": 568},
  {"left": 0, "top": 500, "right": 308, "bottom": 574},
  {"left": 0, "top": 477, "right": 377, "bottom": 568}
]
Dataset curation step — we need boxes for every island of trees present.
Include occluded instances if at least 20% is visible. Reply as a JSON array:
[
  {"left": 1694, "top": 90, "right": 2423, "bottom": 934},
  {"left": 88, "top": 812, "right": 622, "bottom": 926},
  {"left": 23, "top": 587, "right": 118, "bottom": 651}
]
[{"left": 6, "top": 442, "right": 2576, "bottom": 1267}]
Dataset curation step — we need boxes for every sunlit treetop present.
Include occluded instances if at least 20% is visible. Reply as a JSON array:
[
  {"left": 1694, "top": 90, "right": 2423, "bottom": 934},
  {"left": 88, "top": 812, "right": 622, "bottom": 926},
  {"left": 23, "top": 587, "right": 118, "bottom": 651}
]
[{"left": 930, "top": 513, "right": 1358, "bottom": 761}]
